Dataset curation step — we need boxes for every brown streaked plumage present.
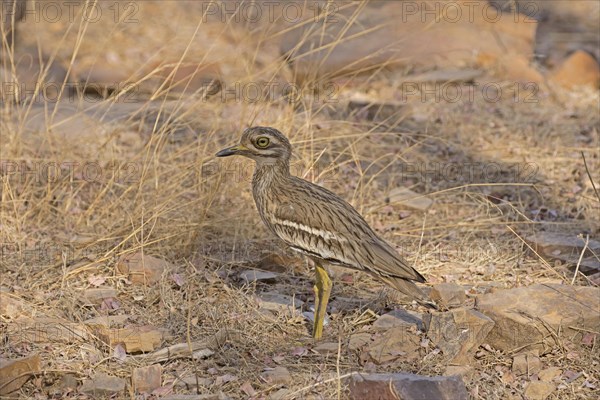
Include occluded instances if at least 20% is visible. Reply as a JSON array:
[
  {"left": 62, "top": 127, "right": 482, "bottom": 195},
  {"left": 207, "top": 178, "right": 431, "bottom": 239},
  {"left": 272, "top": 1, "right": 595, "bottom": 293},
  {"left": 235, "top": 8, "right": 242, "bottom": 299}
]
[{"left": 216, "top": 126, "right": 433, "bottom": 339}]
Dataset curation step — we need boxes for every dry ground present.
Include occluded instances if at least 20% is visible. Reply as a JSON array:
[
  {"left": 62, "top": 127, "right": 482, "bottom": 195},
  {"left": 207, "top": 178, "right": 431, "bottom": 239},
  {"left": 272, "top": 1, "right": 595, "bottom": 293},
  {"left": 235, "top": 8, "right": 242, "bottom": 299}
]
[{"left": 1, "top": 2, "right": 599, "bottom": 399}]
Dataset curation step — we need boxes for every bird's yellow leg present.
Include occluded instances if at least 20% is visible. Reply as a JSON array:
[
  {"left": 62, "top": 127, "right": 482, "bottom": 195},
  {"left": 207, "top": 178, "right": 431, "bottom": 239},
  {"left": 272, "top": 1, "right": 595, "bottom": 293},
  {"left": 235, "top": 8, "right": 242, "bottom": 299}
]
[{"left": 313, "top": 262, "right": 332, "bottom": 340}]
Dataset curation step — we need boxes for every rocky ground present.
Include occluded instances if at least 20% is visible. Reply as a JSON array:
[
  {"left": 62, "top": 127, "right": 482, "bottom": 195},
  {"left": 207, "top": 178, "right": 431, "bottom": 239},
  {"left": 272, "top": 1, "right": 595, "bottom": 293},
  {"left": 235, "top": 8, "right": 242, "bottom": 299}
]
[{"left": 1, "top": 1, "right": 599, "bottom": 399}]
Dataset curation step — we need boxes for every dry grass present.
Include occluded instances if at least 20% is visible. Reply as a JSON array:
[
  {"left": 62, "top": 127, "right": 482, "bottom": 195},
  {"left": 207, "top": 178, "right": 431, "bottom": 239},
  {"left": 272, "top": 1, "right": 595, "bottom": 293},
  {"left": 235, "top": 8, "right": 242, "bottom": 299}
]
[{"left": 1, "top": 1, "right": 599, "bottom": 399}]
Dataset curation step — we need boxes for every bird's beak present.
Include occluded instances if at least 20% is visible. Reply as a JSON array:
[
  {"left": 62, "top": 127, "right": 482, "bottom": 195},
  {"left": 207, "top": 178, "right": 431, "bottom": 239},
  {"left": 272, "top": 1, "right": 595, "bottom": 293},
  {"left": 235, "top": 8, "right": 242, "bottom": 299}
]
[{"left": 216, "top": 144, "right": 248, "bottom": 157}]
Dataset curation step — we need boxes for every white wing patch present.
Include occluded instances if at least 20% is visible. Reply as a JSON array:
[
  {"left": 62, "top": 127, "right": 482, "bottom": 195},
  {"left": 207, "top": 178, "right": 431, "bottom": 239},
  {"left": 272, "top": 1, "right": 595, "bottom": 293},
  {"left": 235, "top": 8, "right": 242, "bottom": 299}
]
[{"left": 270, "top": 216, "right": 344, "bottom": 242}]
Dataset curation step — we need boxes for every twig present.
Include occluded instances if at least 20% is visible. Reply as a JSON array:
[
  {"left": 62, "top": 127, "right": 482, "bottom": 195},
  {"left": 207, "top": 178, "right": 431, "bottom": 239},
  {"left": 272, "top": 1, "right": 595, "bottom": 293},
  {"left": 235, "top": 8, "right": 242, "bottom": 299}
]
[
  {"left": 571, "top": 234, "right": 589, "bottom": 285},
  {"left": 568, "top": 326, "right": 600, "bottom": 335},
  {"left": 285, "top": 372, "right": 358, "bottom": 399},
  {"left": 132, "top": 329, "right": 238, "bottom": 363},
  {"left": 581, "top": 151, "right": 600, "bottom": 203}
]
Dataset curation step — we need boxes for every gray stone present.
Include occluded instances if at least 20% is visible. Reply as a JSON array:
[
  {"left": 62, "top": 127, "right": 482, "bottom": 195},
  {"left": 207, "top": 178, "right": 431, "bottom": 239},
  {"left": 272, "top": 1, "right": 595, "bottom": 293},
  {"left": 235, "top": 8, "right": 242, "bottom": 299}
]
[
  {"left": 526, "top": 232, "right": 600, "bottom": 273},
  {"left": 261, "top": 366, "right": 291, "bottom": 384},
  {"left": 239, "top": 269, "right": 279, "bottom": 284},
  {"left": 525, "top": 232, "right": 600, "bottom": 257},
  {"left": 313, "top": 342, "right": 339, "bottom": 355},
  {"left": 79, "top": 373, "right": 126, "bottom": 396},
  {"left": 372, "top": 309, "right": 423, "bottom": 331},
  {"left": 257, "top": 292, "right": 303, "bottom": 313},
  {"left": 348, "top": 373, "right": 468, "bottom": 400}
]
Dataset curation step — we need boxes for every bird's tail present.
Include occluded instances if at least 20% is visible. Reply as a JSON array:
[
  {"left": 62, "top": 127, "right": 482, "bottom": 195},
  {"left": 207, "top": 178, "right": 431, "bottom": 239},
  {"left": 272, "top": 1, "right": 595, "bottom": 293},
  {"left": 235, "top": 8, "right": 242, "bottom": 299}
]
[{"left": 381, "top": 276, "right": 439, "bottom": 310}]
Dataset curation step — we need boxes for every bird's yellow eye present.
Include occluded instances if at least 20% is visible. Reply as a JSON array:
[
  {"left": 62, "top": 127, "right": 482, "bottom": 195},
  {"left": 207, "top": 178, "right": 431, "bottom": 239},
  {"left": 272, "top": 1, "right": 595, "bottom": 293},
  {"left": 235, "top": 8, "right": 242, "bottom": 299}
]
[{"left": 256, "top": 137, "right": 270, "bottom": 148}]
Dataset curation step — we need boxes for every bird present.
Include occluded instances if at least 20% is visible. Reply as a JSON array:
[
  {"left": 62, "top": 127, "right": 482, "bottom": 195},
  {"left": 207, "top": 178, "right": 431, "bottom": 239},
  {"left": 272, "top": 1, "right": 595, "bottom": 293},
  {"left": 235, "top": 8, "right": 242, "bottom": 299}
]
[{"left": 216, "top": 126, "right": 433, "bottom": 339}]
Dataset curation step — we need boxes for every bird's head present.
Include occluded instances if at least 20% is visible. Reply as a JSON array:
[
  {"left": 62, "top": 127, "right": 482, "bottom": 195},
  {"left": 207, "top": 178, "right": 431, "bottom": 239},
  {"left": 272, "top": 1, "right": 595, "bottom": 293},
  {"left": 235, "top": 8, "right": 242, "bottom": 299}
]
[{"left": 216, "top": 126, "right": 292, "bottom": 166}]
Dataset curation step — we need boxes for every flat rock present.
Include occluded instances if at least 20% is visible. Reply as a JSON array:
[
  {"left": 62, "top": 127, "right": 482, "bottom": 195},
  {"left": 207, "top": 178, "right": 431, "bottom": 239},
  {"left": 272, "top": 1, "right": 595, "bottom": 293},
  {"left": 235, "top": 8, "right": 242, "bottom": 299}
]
[
  {"left": 268, "top": 389, "right": 292, "bottom": 400},
  {"left": 538, "top": 367, "right": 562, "bottom": 383},
  {"left": 388, "top": 187, "right": 433, "bottom": 211},
  {"left": 430, "top": 283, "right": 466, "bottom": 308},
  {"left": 372, "top": 309, "right": 423, "bottom": 331},
  {"left": 96, "top": 325, "right": 165, "bottom": 353},
  {"left": 132, "top": 364, "right": 162, "bottom": 394},
  {"left": 239, "top": 269, "right": 279, "bottom": 284},
  {"left": 476, "top": 284, "right": 600, "bottom": 354},
  {"left": 525, "top": 232, "right": 600, "bottom": 273},
  {"left": 192, "top": 349, "right": 215, "bottom": 360},
  {"left": 117, "top": 252, "right": 173, "bottom": 285},
  {"left": 0, "top": 354, "right": 41, "bottom": 395},
  {"left": 367, "top": 327, "right": 421, "bottom": 364},
  {"left": 348, "top": 373, "right": 468, "bottom": 400},
  {"left": 348, "top": 333, "right": 372, "bottom": 351},
  {"left": 553, "top": 254, "right": 600, "bottom": 274},
  {"left": 261, "top": 366, "right": 291, "bottom": 384},
  {"left": 79, "top": 373, "right": 126, "bottom": 396},
  {"left": 526, "top": 232, "right": 600, "bottom": 255},
  {"left": 313, "top": 342, "right": 339, "bottom": 355},
  {"left": 424, "top": 308, "right": 494, "bottom": 364},
  {"left": 83, "top": 287, "right": 118, "bottom": 304},
  {"left": 0, "top": 294, "right": 31, "bottom": 318},
  {"left": 257, "top": 292, "right": 303, "bottom": 313},
  {"left": 59, "top": 373, "right": 78, "bottom": 390},
  {"left": 282, "top": 2, "right": 536, "bottom": 83},
  {"left": 512, "top": 353, "right": 542, "bottom": 376},
  {"left": 524, "top": 381, "right": 555, "bottom": 400}
]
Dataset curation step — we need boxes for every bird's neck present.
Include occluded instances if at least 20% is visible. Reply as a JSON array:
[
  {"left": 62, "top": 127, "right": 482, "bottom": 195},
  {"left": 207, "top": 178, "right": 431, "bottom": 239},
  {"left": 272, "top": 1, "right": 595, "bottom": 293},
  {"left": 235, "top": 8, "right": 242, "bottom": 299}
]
[{"left": 252, "top": 159, "right": 290, "bottom": 189}]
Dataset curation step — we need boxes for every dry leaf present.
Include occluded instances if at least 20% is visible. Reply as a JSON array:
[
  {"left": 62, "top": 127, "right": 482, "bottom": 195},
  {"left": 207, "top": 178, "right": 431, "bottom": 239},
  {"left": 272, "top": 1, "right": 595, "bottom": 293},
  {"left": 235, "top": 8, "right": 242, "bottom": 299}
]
[
  {"left": 215, "top": 374, "right": 237, "bottom": 386},
  {"left": 172, "top": 273, "right": 185, "bottom": 287},
  {"left": 100, "top": 297, "right": 120, "bottom": 311},
  {"left": 581, "top": 333, "right": 596, "bottom": 347},
  {"left": 88, "top": 275, "right": 107, "bottom": 287},
  {"left": 240, "top": 381, "right": 256, "bottom": 397},
  {"left": 291, "top": 347, "right": 307, "bottom": 357},
  {"left": 113, "top": 344, "right": 126, "bottom": 362}
]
